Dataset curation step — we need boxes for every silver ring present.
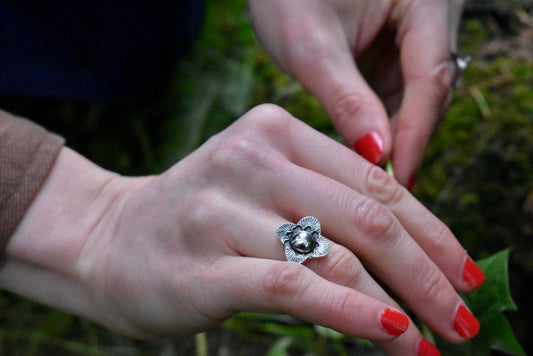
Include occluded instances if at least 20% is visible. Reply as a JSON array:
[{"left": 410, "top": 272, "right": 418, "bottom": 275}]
[
  {"left": 277, "top": 216, "right": 330, "bottom": 263},
  {"left": 450, "top": 52, "right": 472, "bottom": 90}
]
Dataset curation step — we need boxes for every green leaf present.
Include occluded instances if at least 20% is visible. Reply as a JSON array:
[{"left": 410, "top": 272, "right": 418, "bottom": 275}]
[
  {"left": 437, "top": 249, "right": 525, "bottom": 355},
  {"left": 314, "top": 325, "right": 346, "bottom": 341},
  {"left": 261, "top": 323, "right": 316, "bottom": 339},
  {"left": 463, "top": 249, "right": 525, "bottom": 355},
  {"left": 466, "top": 249, "right": 516, "bottom": 315},
  {"left": 266, "top": 337, "right": 294, "bottom": 356},
  {"left": 385, "top": 160, "right": 395, "bottom": 177}
]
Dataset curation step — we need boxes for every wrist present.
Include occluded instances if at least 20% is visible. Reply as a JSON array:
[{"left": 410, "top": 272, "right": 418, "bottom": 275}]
[
  {"left": 6, "top": 147, "right": 121, "bottom": 265},
  {"left": 0, "top": 147, "right": 133, "bottom": 318}
]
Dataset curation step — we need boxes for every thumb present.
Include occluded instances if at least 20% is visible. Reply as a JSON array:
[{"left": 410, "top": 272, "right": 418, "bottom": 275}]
[{"left": 392, "top": 0, "right": 456, "bottom": 187}]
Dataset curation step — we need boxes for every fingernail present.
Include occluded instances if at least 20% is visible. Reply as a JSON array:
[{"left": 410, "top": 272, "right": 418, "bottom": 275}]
[
  {"left": 354, "top": 131, "right": 384, "bottom": 165},
  {"left": 453, "top": 305, "right": 480, "bottom": 338},
  {"left": 463, "top": 257, "right": 485, "bottom": 288},
  {"left": 417, "top": 338, "right": 441, "bottom": 356},
  {"left": 381, "top": 308, "right": 409, "bottom": 336},
  {"left": 407, "top": 174, "right": 417, "bottom": 192}
]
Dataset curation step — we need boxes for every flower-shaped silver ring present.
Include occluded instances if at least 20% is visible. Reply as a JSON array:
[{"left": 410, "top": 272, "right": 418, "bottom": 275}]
[{"left": 277, "top": 216, "right": 330, "bottom": 263}]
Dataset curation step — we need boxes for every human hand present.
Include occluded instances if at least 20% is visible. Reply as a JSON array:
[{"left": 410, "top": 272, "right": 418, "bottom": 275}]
[
  {"left": 3, "top": 105, "right": 483, "bottom": 355},
  {"left": 248, "top": 0, "right": 465, "bottom": 188}
]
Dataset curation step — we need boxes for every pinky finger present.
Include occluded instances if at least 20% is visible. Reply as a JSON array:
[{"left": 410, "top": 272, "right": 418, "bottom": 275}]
[{"left": 209, "top": 257, "right": 410, "bottom": 341}]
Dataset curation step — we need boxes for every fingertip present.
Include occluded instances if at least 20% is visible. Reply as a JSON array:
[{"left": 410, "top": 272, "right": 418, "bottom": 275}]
[
  {"left": 328, "top": 91, "right": 391, "bottom": 165},
  {"left": 391, "top": 157, "right": 417, "bottom": 190},
  {"left": 391, "top": 132, "right": 423, "bottom": 189},
  {"left": 453, "top": 305, "right": 480, "bottom": 339},
  {"left": 406, "top": 173, "right": 417, "bottom": 192},
  {"left": 354, "top": 131, "right": 384, "bottom": 165},
  {"left": 417, "top": 338, "right": 441, "bottom": 356},
  {"left": 380, "top": 308, "right": 410, "bottom": 336},
  {"left": 462, "top": 257, "right": 485, "bottom": 289}
]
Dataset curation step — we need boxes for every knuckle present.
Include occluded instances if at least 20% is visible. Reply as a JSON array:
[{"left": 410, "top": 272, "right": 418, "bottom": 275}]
[
  {"left": 211, "top": 132, "right": 276, "bottom": 174},
  {"left": 263, "top": 263, "right": 308, "bottom": 300},
  {"left": 334, "top": 289, "right": 360, "bottom": 320},
  {"left": 281, "top": 13, "right": 331, "bottom": 67},
  {"left": 237, "top": 104, "right": 296, "bottom": 153},
  {"left": 354, "top": 198, "right": 396, "bottom": 242},
  {"left": 213, "top": 135, "right": 257, "bottom": 165},
  {"left": 424, "top": 222, "right": 450, "bottom": 254},
  {"left": 365, "top": 165, "right": 405, "bottom": 207},
  {"left": 329, "top": 92, "right": 371, "bottom": 132},
  {"left": 431, "top": 59, "right": 455, "bottom": 100},
  {"left": 181, "top": 190, "right": 224, "bottom": 236},
  {"left": 417, "top": 266, "right": 448, "bottom": 303},
  {"left": 243, "top": 104, "right": 293, "bottom": 133},
  {"left": 323, "top": 249, "right": 364, "bottom": 287}
]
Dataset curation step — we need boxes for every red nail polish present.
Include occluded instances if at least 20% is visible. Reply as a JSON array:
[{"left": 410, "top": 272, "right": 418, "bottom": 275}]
[
  {"left": 381, "top": 309, "right": 409, "bottom": 336},
  {"left": 463, "top": 257, "right": 485, "bottom": 288},
  {"left": 354, "top": 131, "right": 384, "bottom": 165},
  {"left": 417, "top": 339, "right": 441, "bottom": 356},
  {"left": 453, "top": 305, "right": 480, "bottom": 338},
  {"left": 407, "top": 174, "right": 416, "bottom": 192}
]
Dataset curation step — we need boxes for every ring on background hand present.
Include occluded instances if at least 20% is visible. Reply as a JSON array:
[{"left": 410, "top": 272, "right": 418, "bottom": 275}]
[
  {"left": 277, "top": 216, "right": 330, "bottom": 263},
  {"left": 450, "top": 52, "right": 472, "bottom": 90}
]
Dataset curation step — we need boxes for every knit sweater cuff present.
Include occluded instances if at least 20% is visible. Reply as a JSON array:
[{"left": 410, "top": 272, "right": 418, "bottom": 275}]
[{"left": 0, "top": 110, "right": 64, "bottom": 256}]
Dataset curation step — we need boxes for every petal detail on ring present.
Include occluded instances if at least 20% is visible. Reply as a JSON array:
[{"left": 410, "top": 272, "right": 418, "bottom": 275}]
[
  {"left": 277, "top": 223, "right": 295, "bottom": 243},
  {"left": 311, "top": 236, "right": 330, "bottom": 258},
  {"left": 298, "top": 216, "right": 321, "bottom": 235}
]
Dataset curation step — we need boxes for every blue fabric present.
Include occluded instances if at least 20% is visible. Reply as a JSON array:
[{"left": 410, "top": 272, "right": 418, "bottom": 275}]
[{"left": 0, "top": 0, "right": 205, "bottom": 101}]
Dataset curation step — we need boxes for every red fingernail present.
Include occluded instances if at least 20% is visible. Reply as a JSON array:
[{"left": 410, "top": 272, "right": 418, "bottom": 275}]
[
  {"left": 381, "top": 309, "right": 409, "bottom": 336},
  {"left": 354, "top": 131, "right": 384, "bottom": 165},
  {"left": 463, "top": 257, "right": 485, "bottom": 288},
  {"left": 407, "top": 174, "right": 417, "bottom": 192},
  {"left": 417, "top": 339, "right": 441, "bottom": 356},
  {"left": 453, "top": 305, "right": 480, "bottom": 338}
]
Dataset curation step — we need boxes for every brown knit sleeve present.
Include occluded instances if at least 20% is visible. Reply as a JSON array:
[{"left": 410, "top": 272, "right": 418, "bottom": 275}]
[{"left": 0, "top": 110, "right": 65, "bottom": 255}]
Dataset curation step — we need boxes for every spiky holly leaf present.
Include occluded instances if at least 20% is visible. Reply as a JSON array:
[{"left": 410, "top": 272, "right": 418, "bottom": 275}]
[
  {"left": 465, "top": 249, "right": 524, "bottom": 355},
  {"left": 437, "top": 249, "right": 525, "bottom": 355}
]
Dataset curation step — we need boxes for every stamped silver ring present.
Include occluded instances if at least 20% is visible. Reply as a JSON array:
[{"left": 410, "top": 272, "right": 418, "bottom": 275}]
[
  {"left": 277, "top": 216, "right": 330, "bottom": 263},
  {"left": 450, "top": 52, "right": 472, "bottom": 90}
]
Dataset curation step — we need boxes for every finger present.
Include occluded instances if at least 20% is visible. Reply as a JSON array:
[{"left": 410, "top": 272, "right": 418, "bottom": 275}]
[
  {"left": 268, "top": 0, "right": 392, "bottom": 165},
  {"left": 305, "top": 244, "right": 439, "bottom": 355},
  {"left": 305, "top": 243, "right": 442, "bottom": 354},
  {"left": 225, "top": 209, "right": 395, "bottom": 305},
  {"left": 220, "top": 208, "right": 389, "bottom": 303},
  {"left": 207, "top": 109, "right": 480, "bottom": 341},
  {"left": 272, "top": 117, "right": 484, "bottom": 293},
  {"left": 448, "top": 0, "right": 467, "bottom": 54},
  {"left": 218, "top": 209, "right": 433, "bottom": 352},
  {"left": 264, "top": 155, "right": 478, "bottom": 342},
  {"left": 208, "top": 256, "right": 409, "bottom": 341},
  {"left": 189, "top": 150, "right": 442, "bottom": 352},
  {"left": 391, "top": 0, "right": 456, "bottom": 187}
]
